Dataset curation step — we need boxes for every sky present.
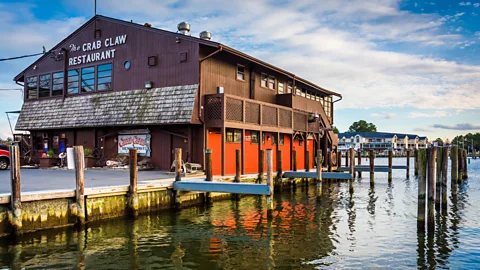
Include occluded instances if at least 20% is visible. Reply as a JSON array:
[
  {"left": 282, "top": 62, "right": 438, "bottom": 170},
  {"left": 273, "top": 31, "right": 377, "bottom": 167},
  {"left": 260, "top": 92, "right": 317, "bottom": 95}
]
[{"left": 0, "top": 0, "right": 479, "bottom": 141}]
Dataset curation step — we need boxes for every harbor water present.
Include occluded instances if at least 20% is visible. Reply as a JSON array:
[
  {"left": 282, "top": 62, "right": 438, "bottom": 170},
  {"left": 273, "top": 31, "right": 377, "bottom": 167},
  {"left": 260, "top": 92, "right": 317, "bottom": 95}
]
[{"left": 0, "top": 157, "right": 479, "bottom": 269}]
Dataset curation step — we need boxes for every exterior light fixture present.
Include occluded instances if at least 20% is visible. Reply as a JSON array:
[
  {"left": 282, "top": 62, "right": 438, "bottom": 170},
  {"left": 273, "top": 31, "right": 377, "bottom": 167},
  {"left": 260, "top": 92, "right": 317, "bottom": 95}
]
[{"left": 145, "top": 81, "right": 152, "bottom": 89}]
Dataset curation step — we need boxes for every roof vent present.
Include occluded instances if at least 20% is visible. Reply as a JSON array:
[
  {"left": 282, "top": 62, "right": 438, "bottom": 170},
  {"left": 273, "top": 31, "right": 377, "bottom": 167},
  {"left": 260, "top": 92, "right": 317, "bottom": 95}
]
[
  {"left": 144, "top": 23, "right": 152, "bottom": 27},
  {"left": 199, "top": 31, "right": 211, "bottom": 40},
  {"left": 177, "top": 22, "right": 191, "bottom": 35}
]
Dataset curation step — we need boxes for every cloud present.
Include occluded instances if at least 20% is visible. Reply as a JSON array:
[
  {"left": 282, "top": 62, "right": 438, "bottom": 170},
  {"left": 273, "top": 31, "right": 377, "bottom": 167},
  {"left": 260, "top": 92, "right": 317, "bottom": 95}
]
[
  {"left": 409, "top": 111, "right": 448, "bottom": 118},
  {"left": 371, "top": 113, "right": 396, "bottom": 119},
  {"left": 459, "top": 2, "right": 472, "bottom": 6},
  {"left": 413, "top": 127, "right": 432, "bottom": 132},
  {"left": 432, "top": 123, "right": 480, "bottom": 130},
  {"left": 475, "top": 3, "right": 480, "bottom": 7}
]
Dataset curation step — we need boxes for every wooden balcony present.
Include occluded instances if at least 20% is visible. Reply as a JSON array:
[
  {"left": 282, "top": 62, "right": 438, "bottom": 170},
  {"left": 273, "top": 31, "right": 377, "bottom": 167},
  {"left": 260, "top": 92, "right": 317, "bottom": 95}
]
[
  {"left": 204, "top": 94, "right": 321, "bottom": 134},
  {"left": 276, "top": 93, "right": 332, "bottom": 125}
]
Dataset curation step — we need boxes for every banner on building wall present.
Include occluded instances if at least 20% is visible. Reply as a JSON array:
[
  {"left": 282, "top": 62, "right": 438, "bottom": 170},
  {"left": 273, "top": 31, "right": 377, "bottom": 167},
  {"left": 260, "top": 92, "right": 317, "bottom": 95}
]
[{"left": 118, "top": 134, "right": 151, "bottom": 157}]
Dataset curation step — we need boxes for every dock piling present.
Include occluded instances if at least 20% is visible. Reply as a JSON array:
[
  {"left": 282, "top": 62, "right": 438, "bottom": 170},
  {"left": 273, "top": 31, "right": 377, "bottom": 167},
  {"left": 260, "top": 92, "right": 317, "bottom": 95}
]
[
  {"left": 414, "top": 149, "right": 419, "bottom": 176},
  {"left": 357, "top": 150, "right": 362, "bottom": 178},
  {"left": 266, "top": 149, "right": 274, "bottom": 217},
  {"left": 128, "top": 148, "right": 139, "bottom": 217},
  {"left": 463, "top": 149, "right": 468, "bottom": 179},
  {"left": 233, "top": 149, "right": 241, "bottom": 200},
  {"left": 427, "top": 148, "right": 436, "bottom": 230},
  {"left": 441, "top": 147, "right": 448, "bottom": 212},
  {"left": 346, "top": 150, "right": 349, "bottom": 168},
  {"left": 9, "top": 145, "right": 22, "bottom": 232},
  {"left": 316, "top": 149, "right": 323, "bottom": 197},
  {"left": 73, "top": 145, "right": 85, "bottom": 225},
  {"left": 369, "top": 149, "right": 374, "bottom": 186},
  {"left": 451, "top": 146, "right": 458, "bottom": 197},
  {"left": 417, "top": 149, "right": 427, "bottom": 232},
  {"left": 458, "top": 150, "right": 463, "bottom": 182},
  {"left": 406, "top": 150, "right": 411, "bottom": 179},
  {"left": 173, "top": 148, "right": 182, "bottom": 208},
  {"left": 337, "top": 151, "right": 342, "bottom": 168},
  {"left": 388, "top": 150, "right": 393, "bottom": 182},
  {"left": 205, "top": 149, "right": 213, "bottom": 204},
  {"left": 258, "top": 150, "right": 265, "bottom": 183},
  {"left": 349, "top": 148, "right": 354, "bottom": 193},
  {"left": 276, "top": 150, "right": 283, "bottom": 188},
  {"left": 435, "top": 147, "right": 443, "bottom": 211},
  {"left": 305, "top": 150, "right": 310, "bottom": 173}
]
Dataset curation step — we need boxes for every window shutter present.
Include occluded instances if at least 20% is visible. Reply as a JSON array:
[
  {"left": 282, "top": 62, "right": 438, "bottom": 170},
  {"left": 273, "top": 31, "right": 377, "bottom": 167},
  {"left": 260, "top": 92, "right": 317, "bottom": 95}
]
[{"left": 179, "top": 52, "right": 188, "bottom": 62}]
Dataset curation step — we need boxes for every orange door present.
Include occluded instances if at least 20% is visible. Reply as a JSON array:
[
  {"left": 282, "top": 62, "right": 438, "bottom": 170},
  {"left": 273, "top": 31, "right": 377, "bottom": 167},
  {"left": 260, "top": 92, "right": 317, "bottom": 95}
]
[
  {"left": 207, "top": 131, "right": 222, "bottom": 175},
  {"left": 244, "top": 130, "right": 259, "bottom": 174}
]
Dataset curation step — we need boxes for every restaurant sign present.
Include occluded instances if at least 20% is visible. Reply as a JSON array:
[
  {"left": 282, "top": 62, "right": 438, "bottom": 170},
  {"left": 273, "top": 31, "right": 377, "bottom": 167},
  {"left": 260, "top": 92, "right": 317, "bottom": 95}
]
[
  {"left": 118, "top": 134, "right": 151, "bottom": 157},
  {"left": 68, "top": 34, "right": 127, "bottom": 66}
]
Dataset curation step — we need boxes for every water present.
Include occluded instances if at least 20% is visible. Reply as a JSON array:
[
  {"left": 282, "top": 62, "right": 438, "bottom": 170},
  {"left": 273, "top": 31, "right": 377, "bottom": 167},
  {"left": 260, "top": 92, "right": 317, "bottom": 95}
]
[{"left": 1, "top": 158, "right": 479, "bottom": 269}]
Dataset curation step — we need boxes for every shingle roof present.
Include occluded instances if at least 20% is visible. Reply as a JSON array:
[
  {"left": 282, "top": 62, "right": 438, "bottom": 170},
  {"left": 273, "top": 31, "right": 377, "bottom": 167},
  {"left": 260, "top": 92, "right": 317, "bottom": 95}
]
[{"left": 15, "top": 84, "right": 198, "bottom": 130}]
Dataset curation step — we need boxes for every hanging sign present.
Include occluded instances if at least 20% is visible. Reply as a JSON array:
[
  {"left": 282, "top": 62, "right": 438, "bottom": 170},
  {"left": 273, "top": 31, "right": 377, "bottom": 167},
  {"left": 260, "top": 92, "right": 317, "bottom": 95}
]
[{"left": 118, "top": 134, "right": 151, "bottom": 157}]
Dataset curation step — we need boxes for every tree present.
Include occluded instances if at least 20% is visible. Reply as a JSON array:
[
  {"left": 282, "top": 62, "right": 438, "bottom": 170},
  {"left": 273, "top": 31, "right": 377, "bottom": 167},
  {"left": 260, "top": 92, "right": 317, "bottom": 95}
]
[
  {"left": 433, "top": 138, "right": 443, "bottom": 146},
  {"left": 348, "top": 120, "right": 377, "bottom": 132},
  {"left": 332, "top": 126, "right": 339, "bottom": 134}
]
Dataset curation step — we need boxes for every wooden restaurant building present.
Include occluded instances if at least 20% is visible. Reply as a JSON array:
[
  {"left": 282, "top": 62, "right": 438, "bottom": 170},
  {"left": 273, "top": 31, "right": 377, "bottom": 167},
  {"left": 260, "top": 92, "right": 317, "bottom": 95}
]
[{"left": 13, "top": 15, "right": 342, "bottom": 175}]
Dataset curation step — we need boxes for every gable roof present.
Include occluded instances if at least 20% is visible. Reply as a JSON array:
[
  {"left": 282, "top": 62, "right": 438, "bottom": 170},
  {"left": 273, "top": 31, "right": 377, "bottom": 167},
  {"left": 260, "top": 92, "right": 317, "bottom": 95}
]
[
  {"left": 14, "top": 15, "right": 341, "bottom": 98},
  {"left": 15, "top": 84, "right": 198, "bottom": 130},
  {"left": 14, "top": 15, "right": 219, "bottom": 82},
  {"left": 338, "top": 131, "right": 423, "bottom": 139}
]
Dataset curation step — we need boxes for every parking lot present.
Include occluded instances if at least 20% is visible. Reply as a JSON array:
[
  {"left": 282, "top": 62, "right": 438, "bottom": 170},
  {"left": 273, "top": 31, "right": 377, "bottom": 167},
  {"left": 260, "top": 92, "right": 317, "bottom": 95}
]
[{"left": 0, "top": 169, "right": 172, "bottom": 193}]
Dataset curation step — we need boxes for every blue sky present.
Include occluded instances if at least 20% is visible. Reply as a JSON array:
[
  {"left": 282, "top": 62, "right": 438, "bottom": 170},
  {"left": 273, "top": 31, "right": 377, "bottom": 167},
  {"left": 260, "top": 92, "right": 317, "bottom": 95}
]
[{"left": 1, "top": 0, "right": 479, "bottom": 141}]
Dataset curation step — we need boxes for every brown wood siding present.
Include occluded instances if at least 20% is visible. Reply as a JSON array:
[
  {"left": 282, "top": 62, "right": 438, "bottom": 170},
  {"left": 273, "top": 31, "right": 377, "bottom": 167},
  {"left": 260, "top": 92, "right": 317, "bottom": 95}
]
[
  {"left": 23, "top": 17, "right": 199, "bottom": 98},
  {"left": 201, "top": 51, "right": 250, "bottom": 97}
]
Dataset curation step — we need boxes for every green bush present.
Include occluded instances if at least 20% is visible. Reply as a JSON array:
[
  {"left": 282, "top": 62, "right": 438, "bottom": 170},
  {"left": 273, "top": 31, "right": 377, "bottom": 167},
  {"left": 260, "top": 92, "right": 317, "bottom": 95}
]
[
  {"left": 84, "top": 148, "right": 94, "bottom": 157},
  {"left": 46, "top": 149, "right": 57, "bottom": 158}
]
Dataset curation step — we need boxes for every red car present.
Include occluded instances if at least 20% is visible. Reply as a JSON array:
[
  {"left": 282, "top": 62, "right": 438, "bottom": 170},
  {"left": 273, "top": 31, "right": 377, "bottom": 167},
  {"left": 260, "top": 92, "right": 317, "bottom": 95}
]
[{"left": 0, "top": 144, "right": 10, "bottom": 170}]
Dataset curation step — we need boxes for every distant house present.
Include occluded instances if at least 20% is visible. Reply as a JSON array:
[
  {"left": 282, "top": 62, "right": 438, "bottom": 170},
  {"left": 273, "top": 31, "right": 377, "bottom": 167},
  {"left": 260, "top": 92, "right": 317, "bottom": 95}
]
[{"left": 337, "top": 132, "right": 429, "bottom": 153}]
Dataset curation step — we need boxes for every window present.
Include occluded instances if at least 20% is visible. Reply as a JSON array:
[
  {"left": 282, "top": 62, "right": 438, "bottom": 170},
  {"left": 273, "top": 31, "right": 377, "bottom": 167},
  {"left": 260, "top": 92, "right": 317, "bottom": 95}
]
[
  {"left": 324, "top": 96, "right": 332, "bottom": 117},
  {"left": 81, "top": 66, "right": 95, "bottom": 92},
  {"left": 226, "top": 129, "right": 241, "bottom": 143},
  {"left": 287, "top": 82, "right": 293, "bottom": 93},
  {"left": 97, "top": 63, "right": 112, "bottom": 91},
  {"left": 52, "top": 72, "right": 64, "bottom": 96},
  {"left": 306, "top": 91, "right": 311, "bottom": 100},
  {"left": 315, "top": 95, "right": 320, "bottom": 102},
  {"left": 251, "top": 131, "right": 259, "bottom": 144},
  {"left": 295, "top": 86, "right": 301, "bottom": 96},
  {"left": 278, "top": 82, "right": 284, "bottom": 94},
  {"left": 300, "top": 89, "right": 306, "bottom": 97},
  {"left": 179, "top": 52, "right": 188, "bottom": 62},
  {"left": 261, "top": 73, "right": 268, "bottom": 88},
  {"left": 148, "top": 56, "right": 157, "bottom": 66},
  {"left": 26, "top": 76, "right": 37, "bottom": 99},
  {"left": 124, "top": 61, "right": 131, "bottom": 70},
  {"left": 268, "top": 76, "right": 275, "bottom": 89},
  {"left": 237, "top": 64, "right": 245, "bottom": 81},
  {"left": 67, "top": 69, "right": 79, "bottom": 94},
  {"left": 38, "top": 74, "right": 51, "bottom": 98},
  {"left": 279, "top": 134, "right": 284, "bottom": 145}
]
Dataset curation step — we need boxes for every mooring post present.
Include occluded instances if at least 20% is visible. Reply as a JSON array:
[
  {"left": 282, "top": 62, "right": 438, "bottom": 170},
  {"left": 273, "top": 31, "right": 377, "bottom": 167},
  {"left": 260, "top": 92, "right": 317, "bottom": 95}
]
[
  {"left": 292, "top": 150, "right": 297, "bottom": 172},
  {"left": 427, "top": 148, "right": 436, "bottom": 230},
  {"left": 316, "top": 149, "right": 323, "bottom": 197},
  {"left": 73, "top": 145, "right": 85, "bottom": 225},
  {"left": 388, "top": 150, "right": 393, "bottom": 182},
  {"left": 457, "top": 149, "right": 463, "bottom": 182},
  {"left": 441, "top": 147, "right": 448, "bottom": 212},
  {"left": 173, "top": 148, "right": 182, "bottom": 208},
  {"left": 266, "top": 149, "right": 274, "bottom": 217},
  {"left": 233, "top": 149, "right": 241, "bottom": 200},
  {"left": 451, "top": 146, "right": 458, "bottom": 196},
  {"left": 337, "top": 151, "right": 342, "bottom": 168},
  {"left": 258, "top": 149, "right": 265, "bottom": 183},
  {"left": 369, "top": 149, "right": 374, "bottom": 186},
  {"left": 417, "top": 149, "right": 427, "bottom": 232},
  {"left": 357, "top": 150, "right": 362, "bottom": 178},
  {"left": 406, "top": 150, "right": 411, "bottom": 179},
  {"left": 305, "top": 150, "right": 310, "bottom": 173},
  {"left": 9, "top": 145, "right": 22, "bottom": 232},
  {"left": 435, "top": 147, "right": 442, "bottom": 211},
  {"left": 276, "top": 150, "right": 283, "bottom": 188},
  {"left": 346, "top": 150, "right": 349, "bottom": 168},
  {"left": 463, "top": 149, "right": 468, "bottom": 179},
  {"left": 205, "top": 149, "right": 213, "bottom": 204},
  {"left": 349, "top": 148, "right": 355, "bottom": 193},
  {"left": 414, "top": 149, "right": 419, "bottom": 176},
  {"left": 128, "top": 148, "right": 139, "bottom": 217}
]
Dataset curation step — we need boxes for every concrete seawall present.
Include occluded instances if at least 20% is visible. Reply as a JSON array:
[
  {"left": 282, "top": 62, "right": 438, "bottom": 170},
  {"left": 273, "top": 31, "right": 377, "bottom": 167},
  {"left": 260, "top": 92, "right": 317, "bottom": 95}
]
[{"left": 0, "top": 176, "right": 274, "bottom": 238}]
